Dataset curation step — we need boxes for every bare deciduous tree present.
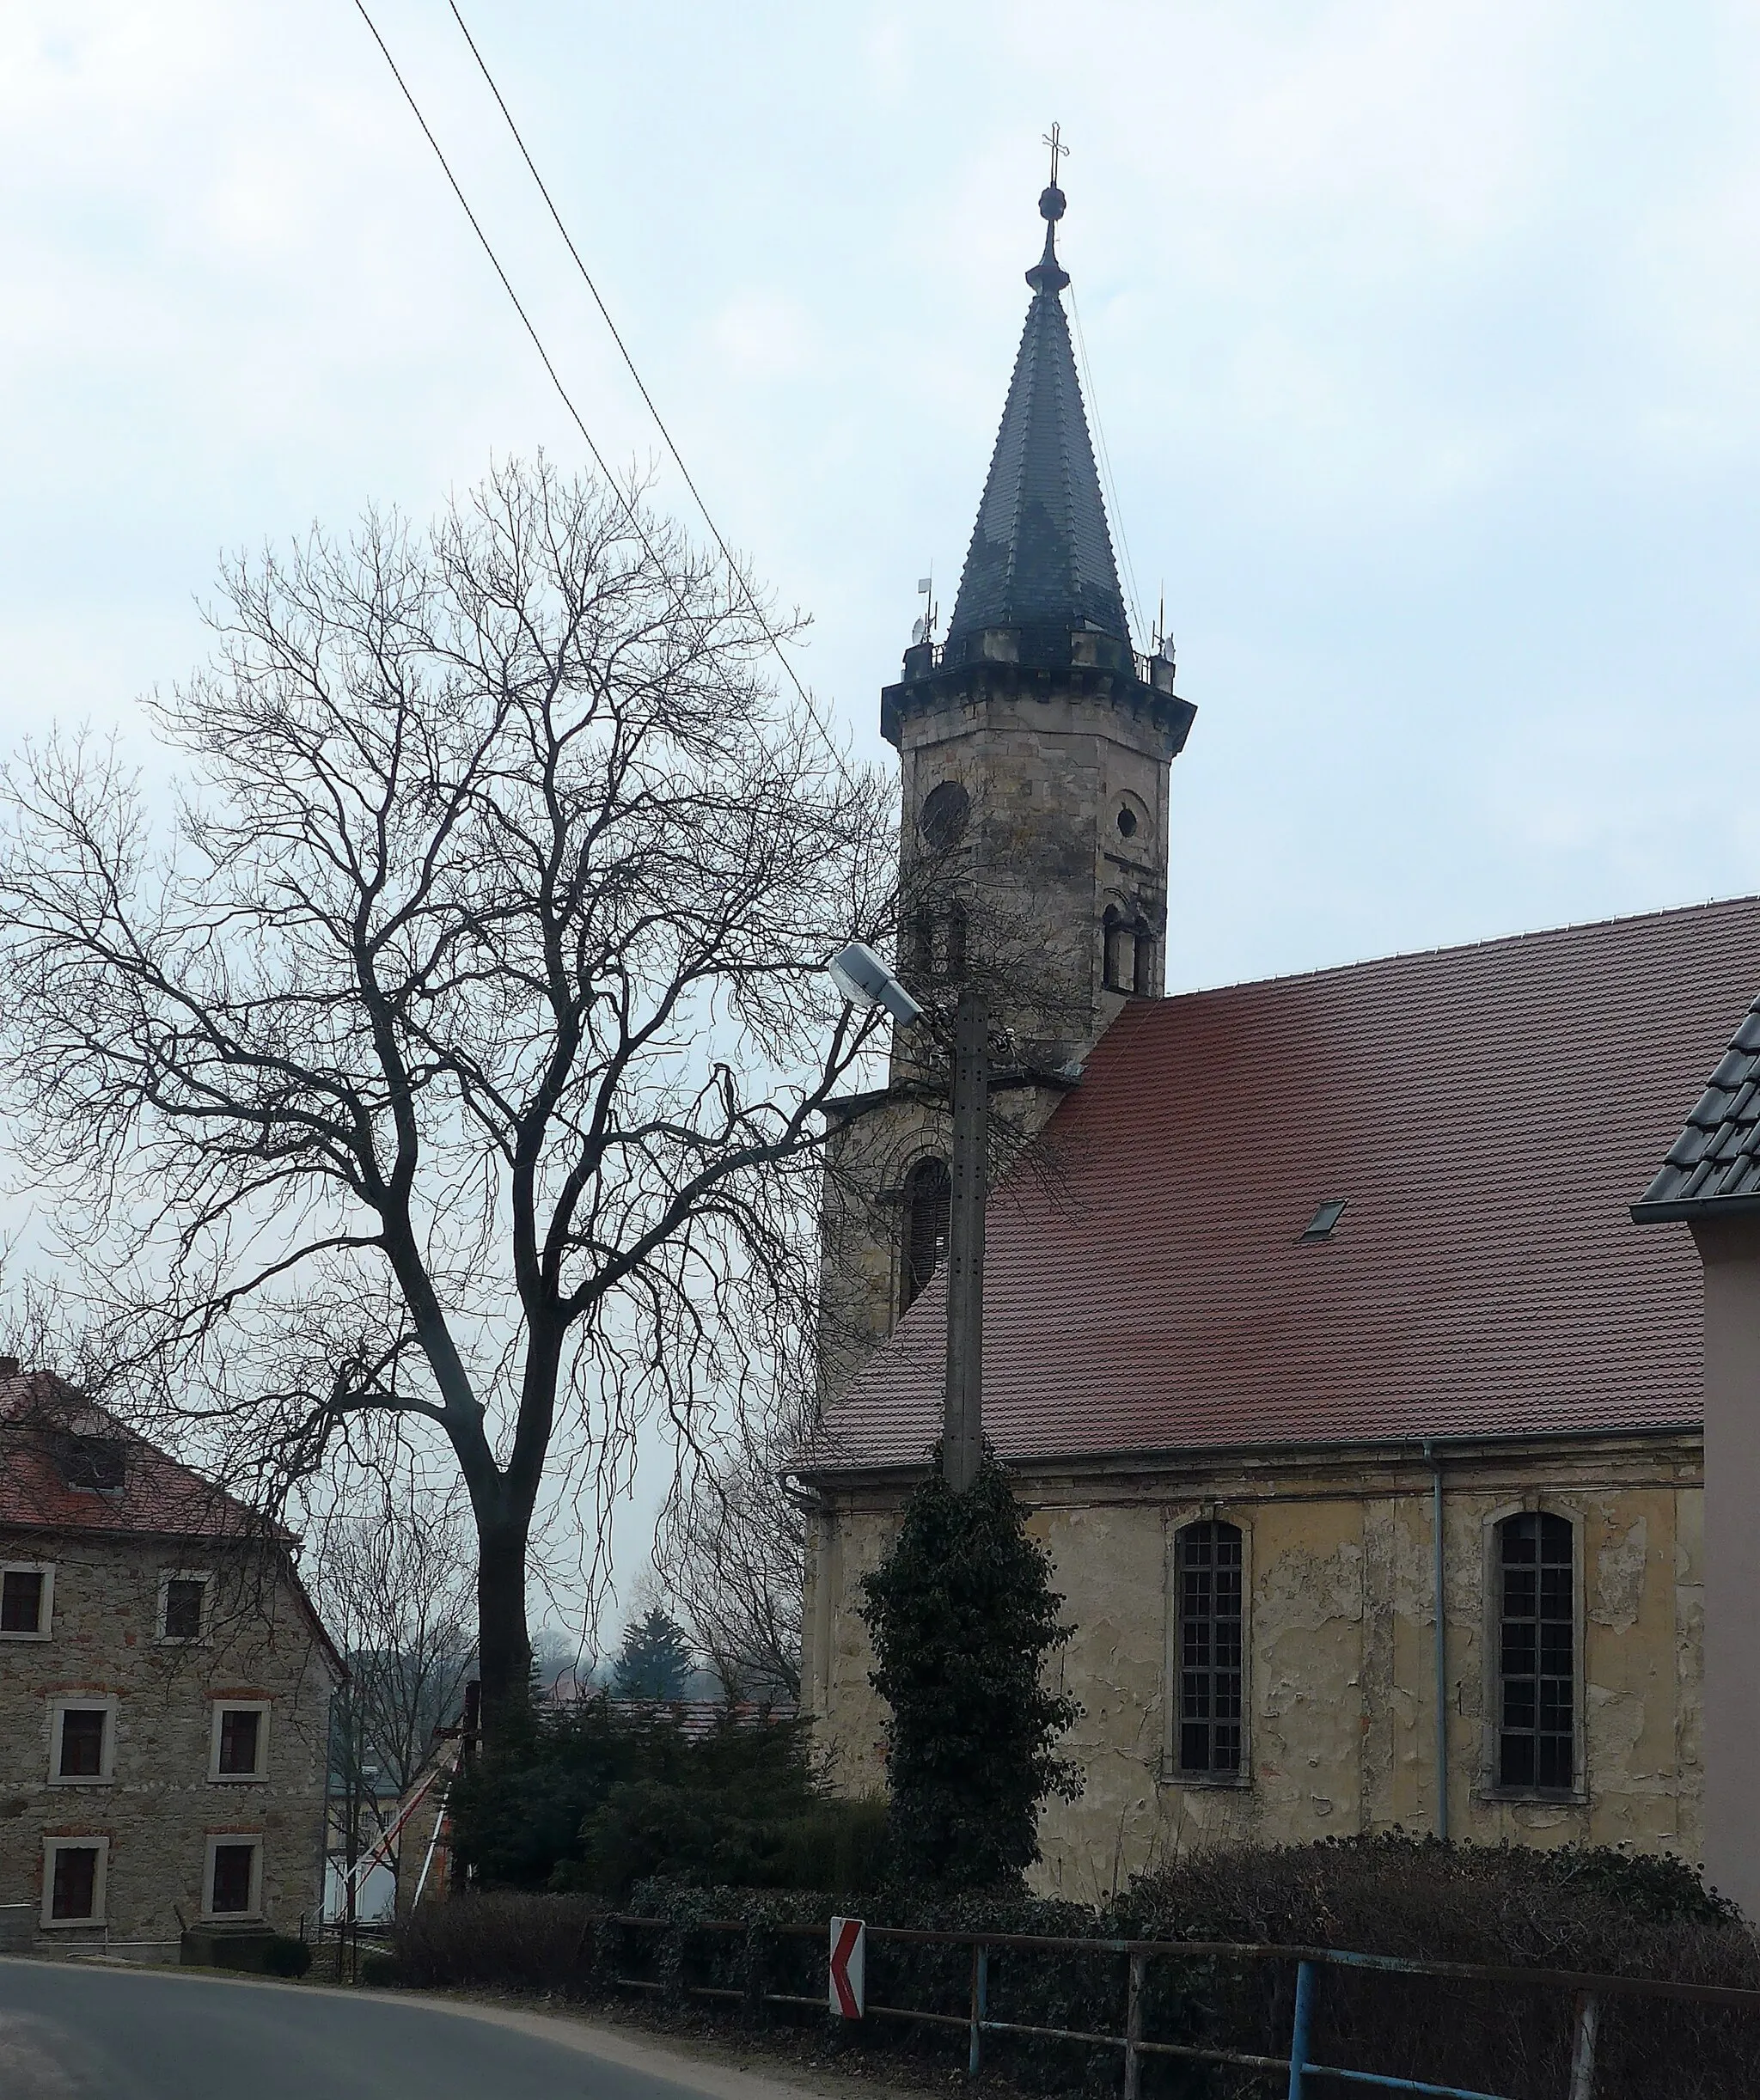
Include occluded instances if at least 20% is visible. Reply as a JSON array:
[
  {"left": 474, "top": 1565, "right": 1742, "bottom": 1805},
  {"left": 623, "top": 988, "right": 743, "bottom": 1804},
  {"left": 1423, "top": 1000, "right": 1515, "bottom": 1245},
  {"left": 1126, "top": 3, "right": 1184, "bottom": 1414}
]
[
  {"left": 0, "top": 456, "right": 895, "bottom": 1743},
  {"left": 316, "top": 1493, "right": 476, "bottom": 1914},
  {"left": 660, "top": 1364, "right": 816, "bottom": 1701}
]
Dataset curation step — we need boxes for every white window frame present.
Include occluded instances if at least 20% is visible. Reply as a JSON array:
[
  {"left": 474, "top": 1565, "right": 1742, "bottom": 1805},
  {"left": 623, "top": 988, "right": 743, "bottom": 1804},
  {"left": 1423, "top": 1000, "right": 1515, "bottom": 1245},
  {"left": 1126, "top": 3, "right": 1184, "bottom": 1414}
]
[
  {"left": 202, "top": 1833, "right": 264, "bottom": 1921},
  {"left": 40, "top": 1835, "right": 108, "bottom": 1927},
  {"left": 1478, "top": 1499, "right": 1589, "bottom": 1807},
  {"left": 1161, "top": 1505, "right": 1254, "bottom": 1789},
  {"left": 0, "top": 1560, "right": 54, "bottom": 1639},
  {"left": 209, "top": 1699, "right": 271, "bottom": 1782},
  {"left": 156, "top": 1567, "right": 211, "bottom": 1645},
  {"left": 48, "top": 1694, "right": 118, "bottom": 1786}
]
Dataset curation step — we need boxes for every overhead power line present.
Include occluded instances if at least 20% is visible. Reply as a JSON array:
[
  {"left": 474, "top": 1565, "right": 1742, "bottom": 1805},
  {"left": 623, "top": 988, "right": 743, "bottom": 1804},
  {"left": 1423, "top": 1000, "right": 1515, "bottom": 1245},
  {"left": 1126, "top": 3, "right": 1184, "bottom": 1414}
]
[{"left": 351, "top": 1, "right": 854, "bottom": 788}]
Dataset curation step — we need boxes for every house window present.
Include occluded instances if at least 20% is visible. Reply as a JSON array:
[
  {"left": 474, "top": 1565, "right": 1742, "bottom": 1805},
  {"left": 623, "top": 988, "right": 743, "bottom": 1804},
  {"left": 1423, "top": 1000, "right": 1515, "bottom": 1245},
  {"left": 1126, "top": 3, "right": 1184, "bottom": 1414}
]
[
  {"left": 1176, "top": 1521, "right": 1244, "bottom": 1778},
  {"left": 161, "top": 1574, "right": 208, "bottom": 1642},
  {"left": 211, "top": 1701, "right": 270, "bottom": 1780},
  {"left": 205, "top": 1835, "right": 262, "bottom": 1919},
  {"left": 0, "top": 1563, "right": 52, "bottom": 1637},
  {"left": 900, "top": 1157, "right": 951, "bottom": 1316},
  {"left": 41, "top": 1838, "right": 107, "bottom": 1927},
  {"left": 50, "top": 1700, "right": 115, "bottom": 1783},
  {"left": 1497, "top": 1512, "right": 1575, "bottom": 1792}
]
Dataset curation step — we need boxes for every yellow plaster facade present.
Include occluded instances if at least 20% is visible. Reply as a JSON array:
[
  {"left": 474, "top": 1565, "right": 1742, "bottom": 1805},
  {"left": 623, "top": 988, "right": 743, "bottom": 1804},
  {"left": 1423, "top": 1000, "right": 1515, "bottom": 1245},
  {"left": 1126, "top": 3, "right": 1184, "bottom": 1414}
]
[{"left": 803, "top": 1432, "right": 1702, "bottom": 1899}]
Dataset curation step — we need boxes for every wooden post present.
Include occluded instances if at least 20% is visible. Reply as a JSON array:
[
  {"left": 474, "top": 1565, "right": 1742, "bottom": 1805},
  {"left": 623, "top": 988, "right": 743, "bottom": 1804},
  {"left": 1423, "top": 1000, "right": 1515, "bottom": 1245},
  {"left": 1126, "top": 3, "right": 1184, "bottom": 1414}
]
[
  {"left": 1123, "top": 1950, "right": 1145, "bottom": 2100},
  {"left": 1568, "top": 1993, "right": 1600, "bottom": 2100},
  {"left": 968, "top": 1942, "right": 988, "bottom": 2078},
  {"left": 945, "top": 987, "right": 988, "bottom": 1493}
]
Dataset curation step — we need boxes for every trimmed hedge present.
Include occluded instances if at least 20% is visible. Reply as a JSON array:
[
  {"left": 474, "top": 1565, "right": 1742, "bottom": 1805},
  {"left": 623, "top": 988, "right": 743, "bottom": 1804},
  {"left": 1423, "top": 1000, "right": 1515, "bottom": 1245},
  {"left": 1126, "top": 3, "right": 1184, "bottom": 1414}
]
[{"left": 394, "top": 1840, "right": 1760, "bottom": 2099}]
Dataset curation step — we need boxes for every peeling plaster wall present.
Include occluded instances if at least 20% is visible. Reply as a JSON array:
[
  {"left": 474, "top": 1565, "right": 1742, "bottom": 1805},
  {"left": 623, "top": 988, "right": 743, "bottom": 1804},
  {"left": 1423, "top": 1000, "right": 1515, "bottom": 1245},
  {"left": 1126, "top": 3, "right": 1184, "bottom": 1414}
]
[{"left": 805, "top": 1436, "right": 1703, "bottom": 1895}]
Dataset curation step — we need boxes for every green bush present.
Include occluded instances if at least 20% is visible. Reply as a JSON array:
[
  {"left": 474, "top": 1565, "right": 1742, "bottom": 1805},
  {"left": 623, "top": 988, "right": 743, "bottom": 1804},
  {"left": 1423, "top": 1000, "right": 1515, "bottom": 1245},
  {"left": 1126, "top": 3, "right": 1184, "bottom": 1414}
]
[
  {"left": 453, "top": 1697, "right": 884, "bottom": 1897},
  {"left": 260, "top": 1934, "right": 312, "bottom": 1978},
  {"left": 358, "top": 1949, "right": 402, "bottom": 1987}
]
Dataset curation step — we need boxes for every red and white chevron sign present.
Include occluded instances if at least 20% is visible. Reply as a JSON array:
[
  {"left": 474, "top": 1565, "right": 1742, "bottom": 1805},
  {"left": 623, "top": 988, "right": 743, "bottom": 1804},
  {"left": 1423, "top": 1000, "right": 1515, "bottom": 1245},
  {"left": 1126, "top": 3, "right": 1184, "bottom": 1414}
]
[{"left": 828, "top": 1914, "right": 865, "bottom": 2018}]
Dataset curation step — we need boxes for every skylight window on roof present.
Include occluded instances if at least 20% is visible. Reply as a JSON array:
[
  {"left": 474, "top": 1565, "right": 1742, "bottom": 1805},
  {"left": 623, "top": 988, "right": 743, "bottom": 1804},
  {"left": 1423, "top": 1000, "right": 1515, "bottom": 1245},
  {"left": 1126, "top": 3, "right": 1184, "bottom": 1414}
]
[{"left": 1299, "top": 1199, "right": 1348, "bottom": 1243}]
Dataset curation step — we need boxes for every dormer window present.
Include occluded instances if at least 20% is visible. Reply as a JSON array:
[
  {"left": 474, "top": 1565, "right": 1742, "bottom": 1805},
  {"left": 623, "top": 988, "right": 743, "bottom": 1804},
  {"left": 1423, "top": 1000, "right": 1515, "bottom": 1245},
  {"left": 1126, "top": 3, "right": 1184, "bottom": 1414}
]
[{"left": 55, "top": 1435, "right": 125, "bottom": 1494}]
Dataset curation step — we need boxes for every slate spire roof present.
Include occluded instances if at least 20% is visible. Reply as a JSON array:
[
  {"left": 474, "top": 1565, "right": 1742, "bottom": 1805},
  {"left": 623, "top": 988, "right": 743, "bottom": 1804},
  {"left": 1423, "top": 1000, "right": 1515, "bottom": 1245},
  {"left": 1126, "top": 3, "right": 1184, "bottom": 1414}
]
[{"left": 944, "top": 180, "right": 1133, "bottom": 649}]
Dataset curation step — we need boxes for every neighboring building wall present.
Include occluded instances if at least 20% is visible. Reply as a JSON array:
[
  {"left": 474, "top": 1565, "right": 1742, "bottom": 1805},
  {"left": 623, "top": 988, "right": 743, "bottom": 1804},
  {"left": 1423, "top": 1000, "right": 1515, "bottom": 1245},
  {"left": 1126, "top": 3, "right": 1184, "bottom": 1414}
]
[
  {"left": 1688, "top": 1213, "right": 1760, "bottom": 1923},
  {"left": 804, "top": 1433, "right": 1702, "bottom": 1901},
  {"left": 0, "top": 1530, "right": 335, "bottom": 1958}
]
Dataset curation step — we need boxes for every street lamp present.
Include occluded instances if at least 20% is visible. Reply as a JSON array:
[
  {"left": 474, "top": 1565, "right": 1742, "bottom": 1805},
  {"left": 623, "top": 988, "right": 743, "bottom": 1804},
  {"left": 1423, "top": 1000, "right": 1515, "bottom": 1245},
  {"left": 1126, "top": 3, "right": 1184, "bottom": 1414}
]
[
  {"left": 828, "top": 941, "right": 925, "bottom": 1028},
  {"left": 827, "top": 942, "right": 987, "bottom": 1493}
]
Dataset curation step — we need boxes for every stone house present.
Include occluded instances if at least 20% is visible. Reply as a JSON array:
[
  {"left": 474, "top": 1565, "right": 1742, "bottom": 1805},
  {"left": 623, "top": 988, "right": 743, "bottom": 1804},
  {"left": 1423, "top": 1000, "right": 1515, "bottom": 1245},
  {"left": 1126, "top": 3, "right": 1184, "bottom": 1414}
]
[
  {"left": 0, "top": 1370, "right": 342, "bottom": 1958},
  {"left": 804, "top": 176, "right": 1751, "bottom": 1907}
]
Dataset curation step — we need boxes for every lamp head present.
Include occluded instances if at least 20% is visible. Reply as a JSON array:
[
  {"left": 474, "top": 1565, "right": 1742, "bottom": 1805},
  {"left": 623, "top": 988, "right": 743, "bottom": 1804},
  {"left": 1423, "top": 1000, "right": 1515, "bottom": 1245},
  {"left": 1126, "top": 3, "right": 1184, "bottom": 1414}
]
[{"left": 828, "top": 941, "right": 923, "bottom": 1029}]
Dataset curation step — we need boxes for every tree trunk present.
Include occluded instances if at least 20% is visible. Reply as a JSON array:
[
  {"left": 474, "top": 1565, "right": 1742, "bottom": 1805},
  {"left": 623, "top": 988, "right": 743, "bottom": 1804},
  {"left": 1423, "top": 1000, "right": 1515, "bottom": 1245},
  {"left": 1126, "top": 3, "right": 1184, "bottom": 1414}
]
[{"left": 475, "top": 1519, "right": 534, "bottom": 1747}]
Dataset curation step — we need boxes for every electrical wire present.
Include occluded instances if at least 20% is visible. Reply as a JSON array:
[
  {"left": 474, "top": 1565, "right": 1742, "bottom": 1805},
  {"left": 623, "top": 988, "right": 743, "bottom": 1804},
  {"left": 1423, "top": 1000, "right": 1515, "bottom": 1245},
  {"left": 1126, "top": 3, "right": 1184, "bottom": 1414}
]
[
  {"left": 1068, "top": 282, "right": 1149, "bottom": 654},
  {"left": 351, "top": 1, "right": 855, "bottom": 787}
]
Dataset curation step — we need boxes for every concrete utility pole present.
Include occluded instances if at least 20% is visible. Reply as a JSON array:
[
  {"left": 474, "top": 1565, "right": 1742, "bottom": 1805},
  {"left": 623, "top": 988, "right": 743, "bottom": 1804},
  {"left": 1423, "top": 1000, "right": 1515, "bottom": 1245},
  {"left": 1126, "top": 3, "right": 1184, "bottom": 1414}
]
[{"left": 944, "top": 987, "right": 988, "bottom": 1492}]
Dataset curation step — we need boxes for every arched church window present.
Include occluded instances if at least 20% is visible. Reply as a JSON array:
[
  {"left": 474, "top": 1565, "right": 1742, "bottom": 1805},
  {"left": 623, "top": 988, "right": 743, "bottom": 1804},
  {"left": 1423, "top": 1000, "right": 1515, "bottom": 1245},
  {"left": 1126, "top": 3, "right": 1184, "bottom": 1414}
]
[
  {"left": 900, "top": 1157, "right": 951, "bottom": 1316},
  {"left": 1176, "top": 1520, "right": 1244, "bottom": 1777},
  {"left": 1495, "top": 1511, "right": 1574, "bottom": 1792},
  {"left": 919, "top": 781, "right": 970, "bottom": 850}
]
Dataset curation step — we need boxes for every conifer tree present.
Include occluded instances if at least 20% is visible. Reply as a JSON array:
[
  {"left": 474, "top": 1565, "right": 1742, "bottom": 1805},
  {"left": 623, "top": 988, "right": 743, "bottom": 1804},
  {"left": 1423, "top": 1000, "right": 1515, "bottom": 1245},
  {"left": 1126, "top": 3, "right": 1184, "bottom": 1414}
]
[
  {"left": 858, "top": 1448, "right": 1080, "bottom": 1889},
  {"left": 612, "top": 1606, "right": 695, "bottom": 1700}
]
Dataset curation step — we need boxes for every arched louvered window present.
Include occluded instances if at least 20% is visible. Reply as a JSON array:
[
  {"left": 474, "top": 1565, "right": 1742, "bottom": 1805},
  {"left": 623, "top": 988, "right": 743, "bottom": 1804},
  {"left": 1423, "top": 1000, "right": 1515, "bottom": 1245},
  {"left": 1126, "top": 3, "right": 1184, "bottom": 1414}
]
[
  {"left": 1103, "top": 907, "right": 1153, "bottom": 995},
  {"left": 1176, "top": 1520, "right": 1244, "bottom": 1777},
  {"left": 1103, "top": 907, "right": 1132, "bottom": 992},
  {"left": 944, "top": 901, "right": 968, "bottom": 982},
  {"left": 1497, "top": 1512, "right": 1574, "bottom": 1792},
  {"left": 900, "top": 1157, "right": 951, "bottom": 1316}
]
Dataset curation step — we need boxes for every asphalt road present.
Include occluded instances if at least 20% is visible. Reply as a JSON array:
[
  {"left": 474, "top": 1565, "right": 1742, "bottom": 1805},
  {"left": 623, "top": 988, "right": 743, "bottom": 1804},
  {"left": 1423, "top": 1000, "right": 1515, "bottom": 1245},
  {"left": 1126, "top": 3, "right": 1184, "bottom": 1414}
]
[{"left": 0, "top": 1958, "right": 767, "bottom": 2100}]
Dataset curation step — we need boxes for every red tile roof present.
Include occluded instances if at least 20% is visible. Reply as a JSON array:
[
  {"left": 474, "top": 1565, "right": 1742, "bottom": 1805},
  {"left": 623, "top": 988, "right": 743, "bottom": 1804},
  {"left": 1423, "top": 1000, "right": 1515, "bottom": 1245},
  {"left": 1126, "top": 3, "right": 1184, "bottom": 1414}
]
[
  {"left": 813, "top": 897, "right": 1760, "bottom": 1473},
  {"left": 0, "top": 1374, "right": 289, "bottom": 1544}
]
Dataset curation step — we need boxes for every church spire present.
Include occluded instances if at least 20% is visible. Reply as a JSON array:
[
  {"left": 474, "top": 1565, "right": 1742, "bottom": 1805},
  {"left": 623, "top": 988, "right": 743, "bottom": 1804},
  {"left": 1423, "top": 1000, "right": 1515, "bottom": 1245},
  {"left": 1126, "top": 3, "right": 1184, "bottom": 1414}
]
[{"left": 944, "top": 156, "right": 1132, "bottom": 650}]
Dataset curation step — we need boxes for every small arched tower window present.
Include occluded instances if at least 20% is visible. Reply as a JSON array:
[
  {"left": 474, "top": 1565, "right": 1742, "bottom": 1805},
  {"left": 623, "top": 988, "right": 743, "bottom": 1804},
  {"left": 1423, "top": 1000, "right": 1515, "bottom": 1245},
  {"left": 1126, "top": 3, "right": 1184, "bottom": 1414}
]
[
  {"left": 900, "top": 1157, "right": 951, "bottom": 1316},
  {"left": 1495, "top": 1511, "right": 1574, "bottom": 1792},
  {"left": 1176, "top": 1520, "right": 1244, "bottom": 1776},
  {"left": 1103, "top": 907, "right": 1154, "bottom": 996}
]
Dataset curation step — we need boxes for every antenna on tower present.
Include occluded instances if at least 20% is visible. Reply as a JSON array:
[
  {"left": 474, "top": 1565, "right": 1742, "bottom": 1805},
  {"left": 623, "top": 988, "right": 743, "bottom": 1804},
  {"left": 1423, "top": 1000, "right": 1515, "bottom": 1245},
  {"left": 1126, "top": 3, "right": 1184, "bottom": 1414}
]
[{"left": 911, "top": 569, "right": 936, "bottom": 646}]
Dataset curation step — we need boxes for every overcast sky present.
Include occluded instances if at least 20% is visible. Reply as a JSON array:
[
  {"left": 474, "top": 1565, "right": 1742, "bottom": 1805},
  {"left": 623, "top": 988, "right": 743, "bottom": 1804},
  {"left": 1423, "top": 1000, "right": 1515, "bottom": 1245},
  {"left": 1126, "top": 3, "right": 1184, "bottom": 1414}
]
[{"left": 8, "top": 0, "right": 1760, "bottom": 1630}]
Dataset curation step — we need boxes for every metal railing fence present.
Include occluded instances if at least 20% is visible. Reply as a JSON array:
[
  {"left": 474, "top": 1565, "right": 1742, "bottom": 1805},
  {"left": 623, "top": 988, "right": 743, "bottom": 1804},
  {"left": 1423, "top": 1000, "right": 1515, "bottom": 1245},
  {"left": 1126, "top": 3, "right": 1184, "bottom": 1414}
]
[{"left": 584, "top": 1912, "right": 1760, "bottom": 2100}]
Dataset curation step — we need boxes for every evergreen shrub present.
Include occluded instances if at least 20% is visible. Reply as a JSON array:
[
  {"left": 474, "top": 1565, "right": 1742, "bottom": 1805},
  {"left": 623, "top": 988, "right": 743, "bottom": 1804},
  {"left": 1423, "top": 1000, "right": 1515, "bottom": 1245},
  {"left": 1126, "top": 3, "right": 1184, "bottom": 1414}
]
[{"left": 858, "top": 1449, "right": 1081, "bottom": 1890}]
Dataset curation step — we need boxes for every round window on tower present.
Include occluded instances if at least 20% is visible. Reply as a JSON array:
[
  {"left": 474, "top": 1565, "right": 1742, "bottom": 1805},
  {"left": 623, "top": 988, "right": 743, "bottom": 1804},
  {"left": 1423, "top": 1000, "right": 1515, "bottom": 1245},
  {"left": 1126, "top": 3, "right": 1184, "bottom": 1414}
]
[
  {"left": 919, "top": 781, "right": 970, "bottom": 850},
  {"left": 1114, "top": 791, "right": 1152, "bottom": 845}
]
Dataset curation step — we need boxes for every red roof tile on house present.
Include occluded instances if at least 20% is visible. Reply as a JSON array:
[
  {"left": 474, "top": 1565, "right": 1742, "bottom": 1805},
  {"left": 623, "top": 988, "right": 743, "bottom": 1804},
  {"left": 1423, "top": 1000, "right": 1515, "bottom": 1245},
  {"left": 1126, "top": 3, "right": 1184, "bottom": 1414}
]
[
  {"left": 0, "top": 1373, "right": 286, "bottom": 1543},
  {"left": 813, "top": 897, "right": 1760, "bottom": 1473}
]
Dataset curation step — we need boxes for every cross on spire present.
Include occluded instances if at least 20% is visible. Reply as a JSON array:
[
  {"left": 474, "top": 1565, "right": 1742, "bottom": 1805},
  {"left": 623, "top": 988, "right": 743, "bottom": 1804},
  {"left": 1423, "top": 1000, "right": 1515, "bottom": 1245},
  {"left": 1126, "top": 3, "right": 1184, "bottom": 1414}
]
[{"left": 1042, "top": 123, "right": 1068, "bottom": 189}]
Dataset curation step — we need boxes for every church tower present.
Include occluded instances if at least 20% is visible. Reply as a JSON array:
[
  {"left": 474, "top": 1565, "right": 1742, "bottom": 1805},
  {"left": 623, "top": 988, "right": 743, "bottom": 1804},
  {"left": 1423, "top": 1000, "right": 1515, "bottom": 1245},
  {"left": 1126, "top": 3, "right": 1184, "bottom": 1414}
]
[{"left": 821, "top": 168, "right": 1195, "bottom": 1388}]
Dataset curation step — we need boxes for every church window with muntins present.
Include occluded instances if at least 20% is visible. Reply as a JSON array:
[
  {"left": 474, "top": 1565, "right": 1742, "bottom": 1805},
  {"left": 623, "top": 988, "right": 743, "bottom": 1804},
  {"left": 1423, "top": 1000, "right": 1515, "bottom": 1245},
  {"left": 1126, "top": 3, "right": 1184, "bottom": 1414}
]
[
  {"left": 1496, "top": 1512, "right": 1574, "bottom": 1792},
  {"left": 1176, "top": 1521, "right": 1244, "bottom": 1777},
  {"left": 900, "top": 1157, "right": 951, "bottom": 1316}
]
